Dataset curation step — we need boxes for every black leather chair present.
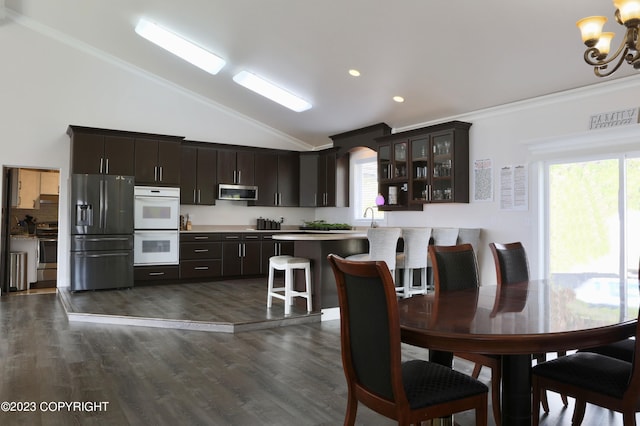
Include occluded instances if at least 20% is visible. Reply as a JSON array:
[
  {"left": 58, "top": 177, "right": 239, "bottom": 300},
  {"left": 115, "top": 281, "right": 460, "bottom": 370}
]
[
  {"left": 489, "top": 242, "right": 568, "bottom": 412},
  {"left": 327, "top": 254, "right": 489, "bottom": 426},
  {"left": 532, "top": 306, "right": 640, "bottom": 425},
  {"left": 429, "top": 244, "right": 502, "bottom": 425}
]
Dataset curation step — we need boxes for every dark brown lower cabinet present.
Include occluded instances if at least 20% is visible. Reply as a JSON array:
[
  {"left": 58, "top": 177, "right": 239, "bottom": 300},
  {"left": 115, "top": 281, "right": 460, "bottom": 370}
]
[
  {"left": 222, "top": 234, "right": 261, "bottom": 277},
  {"left": 261, "top": 235, "right": 294, "bottom": 274},
  {"left": 134, "top": 265, "right": 180, "bottom": 282},
  {"left": 180, "top": 234, "right": 222, "bottom": 279}
]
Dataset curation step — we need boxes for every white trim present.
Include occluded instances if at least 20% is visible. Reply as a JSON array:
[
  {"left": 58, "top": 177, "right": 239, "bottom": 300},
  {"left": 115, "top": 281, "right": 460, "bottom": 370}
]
[
  {"left": 523, "top": 124, "right": 640, "bottom": 160},
  {"left": 321, "top": 307, "right": 340, "bottom": 321},
  {"left": 394, "top": 76, "right": 640, "bottom": 134}
]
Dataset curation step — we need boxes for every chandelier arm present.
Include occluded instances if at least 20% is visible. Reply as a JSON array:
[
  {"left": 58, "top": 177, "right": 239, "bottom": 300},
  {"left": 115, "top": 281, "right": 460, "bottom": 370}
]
[
  {"left": 583, "top": 34, "right": 629, "bottom": 67},
  {"left": 594, "top": 51, "right": 628, "bottom": 77}
]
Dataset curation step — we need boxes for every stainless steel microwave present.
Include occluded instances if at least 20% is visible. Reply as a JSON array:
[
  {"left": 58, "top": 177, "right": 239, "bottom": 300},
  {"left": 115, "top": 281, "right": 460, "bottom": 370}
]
[{"left": 218, "top": 184, "right": 258, "bottom": 201}]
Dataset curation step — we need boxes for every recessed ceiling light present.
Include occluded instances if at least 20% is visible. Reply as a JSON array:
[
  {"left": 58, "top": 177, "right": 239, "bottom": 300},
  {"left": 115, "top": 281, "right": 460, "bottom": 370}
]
[
  {"left": 348, "top": 69, "right": 361, "bottom": 77},
  {"left": 135, "top": 18, "right": 226, "bottom": 75},
  {"left": 233, "top": 70, "right": 312, "bottom": 112},
  {"left": 393, "top": 96, "right": 405, "bottom": 103}
]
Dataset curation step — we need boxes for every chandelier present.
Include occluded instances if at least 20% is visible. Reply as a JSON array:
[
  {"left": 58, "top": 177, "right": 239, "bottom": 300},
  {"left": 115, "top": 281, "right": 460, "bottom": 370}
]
[{"left": 577, "top": 0, "right": 640, "bottom": 77}]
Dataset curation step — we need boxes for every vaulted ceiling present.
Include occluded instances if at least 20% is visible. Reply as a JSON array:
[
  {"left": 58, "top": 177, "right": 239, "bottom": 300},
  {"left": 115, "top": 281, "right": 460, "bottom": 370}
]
[{"left": 5, "top": 0, "right": 638, "bottom": 147}]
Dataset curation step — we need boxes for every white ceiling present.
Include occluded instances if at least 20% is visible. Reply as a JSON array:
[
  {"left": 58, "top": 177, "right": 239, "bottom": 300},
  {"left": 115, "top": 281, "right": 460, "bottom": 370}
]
[{"left": 5, "top": 0, "right": 638, "bottom": 147}]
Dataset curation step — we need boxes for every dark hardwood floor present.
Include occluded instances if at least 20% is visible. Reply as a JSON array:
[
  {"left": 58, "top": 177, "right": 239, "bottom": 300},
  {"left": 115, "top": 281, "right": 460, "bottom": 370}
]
[{"left": 0, "top": 280, "right": 633, "bottom": 425}]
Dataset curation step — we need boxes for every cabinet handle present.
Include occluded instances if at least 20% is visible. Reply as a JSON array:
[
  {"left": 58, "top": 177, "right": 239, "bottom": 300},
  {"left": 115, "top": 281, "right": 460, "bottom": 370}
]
[
  {"left": 233, "top": 170, "right": 237, "bottom": 184},
  {"left": 100, "top": 158, "right": 104, "bottom": 174},
  {"left": 194, "top": 249, "right": 209, "bottom": 253},
  {"left": 238, "top": 243, "right": 242, "bottom": 257},
  {"left": 159, "top": 166, "right": 163, "bottom": 182},
  {"left": 154, "top": 166, "right": 158, "bottom": 182},
  {"left": 242, "top": 243, "right": 246, "bottom": 257},
  {"left": 106, "top": 158, "right": 110, "bottom": 174},
  {"left": 194, "top": 266, "right": 209, "bottom": 270},
  {"left": 225, "top": 236, "right": 240, "bottom": 240},
  {"left": 237, "top": 170, "right": 241, "bottom": 183},
  {"left": 198, "top": 189, "right": 201, "bottom": 203},
  {"left": 193, "top": 189, "right": 197, "bottom": 203},
  {"left": 194, "top": 236, "right": 209, "bottom": 240},
  {"left": 149, "top": 272, "right": 165, "bottom": 276}
]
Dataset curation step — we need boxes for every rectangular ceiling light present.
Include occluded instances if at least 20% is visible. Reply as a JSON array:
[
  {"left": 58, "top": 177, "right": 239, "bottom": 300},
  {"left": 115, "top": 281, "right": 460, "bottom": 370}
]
[
  {"left": 233, "top": 70, "right": 312, "bottom": 112},
  {"left": 135, "top": 18, "right": 226, "bottom": 75}
]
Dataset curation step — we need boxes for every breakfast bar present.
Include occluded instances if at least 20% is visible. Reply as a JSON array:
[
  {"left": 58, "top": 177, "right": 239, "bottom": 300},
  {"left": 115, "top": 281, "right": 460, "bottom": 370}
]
[{"left": 273, "top": 232, "right": 367, "bottom": 311}]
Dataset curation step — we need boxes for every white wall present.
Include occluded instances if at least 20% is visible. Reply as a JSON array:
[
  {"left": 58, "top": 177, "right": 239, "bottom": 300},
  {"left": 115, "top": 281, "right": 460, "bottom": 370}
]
[{"left": 2, "top": 17, "right": 640, "bottom": 287}]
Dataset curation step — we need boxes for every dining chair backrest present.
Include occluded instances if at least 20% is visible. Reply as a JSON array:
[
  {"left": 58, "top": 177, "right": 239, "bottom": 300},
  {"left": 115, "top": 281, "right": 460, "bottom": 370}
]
[
  {"left": 327, "top": 254, "right": 405, "bottom": 404},
  {"left": 401, "top": 227, "right": 431, "bottom": 269},
  {"left": 489, "top": 242, "right": 529, "bottom": 285},
  {"left": 626, "top": 307, "right": 640, "bottom": 398},
  {"left": 429, "top": 244, "right": 479, "bottom": 295},
  {"left": 367, "top": 227, "right": 402, "bottom": 271}
]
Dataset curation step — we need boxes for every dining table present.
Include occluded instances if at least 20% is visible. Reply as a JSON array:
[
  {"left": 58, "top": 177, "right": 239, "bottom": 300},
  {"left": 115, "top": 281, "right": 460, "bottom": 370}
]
[{"left": 398, "top": 277, "right": 639, "bottom": 425}]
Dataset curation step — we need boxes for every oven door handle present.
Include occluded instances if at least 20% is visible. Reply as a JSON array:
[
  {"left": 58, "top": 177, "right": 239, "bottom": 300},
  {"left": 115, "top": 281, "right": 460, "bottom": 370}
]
[
  {"left": 134, "top": 196, "right": 179, "bottom": 202},
  {"left": 37, "top": 238, "right": 58, "bottom": 242}
]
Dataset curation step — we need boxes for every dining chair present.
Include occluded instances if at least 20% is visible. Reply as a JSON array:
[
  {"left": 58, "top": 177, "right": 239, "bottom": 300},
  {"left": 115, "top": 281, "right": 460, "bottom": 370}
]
[
  {"left": 532, "top": 305, "right": 640, "bottom": 426},
  {"left": 429, "top": 243, "right": 502, "bottom": 426},
  {"left": 345, "top": 227, "right": 402, "bottom": 280},
  {"left": 395, "top": 227, "right": 431, "bottom": 298},
  {"left": 488, "top": 242, "right": 568, "bottom": 413},
  {"left": 326, "top": 254, "right": 489, "bottom": 426}
]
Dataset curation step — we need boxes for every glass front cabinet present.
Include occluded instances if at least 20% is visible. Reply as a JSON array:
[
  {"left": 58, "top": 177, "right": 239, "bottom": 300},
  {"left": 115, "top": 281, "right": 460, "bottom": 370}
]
[{"left": 376, "top": 121, "right": 471, "bottom": 210}]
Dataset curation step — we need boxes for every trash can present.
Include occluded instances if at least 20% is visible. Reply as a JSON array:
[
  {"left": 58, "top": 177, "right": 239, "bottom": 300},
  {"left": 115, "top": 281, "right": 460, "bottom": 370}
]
[{"left": 9, "top": 251, "right": 27, "bottom": 291}]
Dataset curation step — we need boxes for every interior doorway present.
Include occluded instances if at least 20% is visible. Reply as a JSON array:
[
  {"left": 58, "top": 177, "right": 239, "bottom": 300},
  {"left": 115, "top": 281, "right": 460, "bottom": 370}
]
[{"left": 1, "top": 166, "right": 60, "bottom": 294}]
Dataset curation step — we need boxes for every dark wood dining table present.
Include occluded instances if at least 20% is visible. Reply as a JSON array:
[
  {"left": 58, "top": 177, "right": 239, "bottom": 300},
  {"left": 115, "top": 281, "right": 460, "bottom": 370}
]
[{"left": 398, "top": 277, "right": 639, "bottom": 425}]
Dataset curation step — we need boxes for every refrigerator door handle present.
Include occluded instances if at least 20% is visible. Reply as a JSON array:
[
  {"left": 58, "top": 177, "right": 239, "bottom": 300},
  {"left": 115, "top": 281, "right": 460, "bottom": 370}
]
[
  {"left": 76, "top": 252, "right": 130, "bottom": 258},
  {"left": 78, "top": 237, "right": 131, "bottom": 242},
  {"left": 99, "top": 178, "right": 106, "bottom": 229}
]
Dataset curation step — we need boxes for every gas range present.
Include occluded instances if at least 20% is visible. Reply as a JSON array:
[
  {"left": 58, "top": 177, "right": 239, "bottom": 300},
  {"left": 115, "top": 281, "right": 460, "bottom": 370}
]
[{"left": 35, "top": 222, "right": 58, "bottom": 238}]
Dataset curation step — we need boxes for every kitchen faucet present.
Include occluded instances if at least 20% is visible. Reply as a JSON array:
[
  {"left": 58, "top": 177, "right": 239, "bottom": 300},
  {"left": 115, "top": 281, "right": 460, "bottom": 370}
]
[{"left": 363, "top": 207, "right": 378, "bottom": 228}]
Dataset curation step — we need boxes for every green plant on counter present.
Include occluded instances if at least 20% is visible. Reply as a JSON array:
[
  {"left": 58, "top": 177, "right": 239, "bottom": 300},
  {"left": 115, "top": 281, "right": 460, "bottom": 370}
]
[{"left": 301, "top": 220, "right": 352, "bottom": 230}]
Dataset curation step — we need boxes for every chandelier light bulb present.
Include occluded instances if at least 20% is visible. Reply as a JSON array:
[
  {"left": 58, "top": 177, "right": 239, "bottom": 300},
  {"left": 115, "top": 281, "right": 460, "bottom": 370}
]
[
  {"left": 577, "top": 16, "right": 607, "bottom": 46},
  {"left": 614, "top": 0, "right": 640, "bottom": 25}
]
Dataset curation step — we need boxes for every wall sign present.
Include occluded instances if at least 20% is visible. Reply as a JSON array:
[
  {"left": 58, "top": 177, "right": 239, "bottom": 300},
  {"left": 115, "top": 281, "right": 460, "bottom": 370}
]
[{"left": 589, "top": 108, "right": 639, "bottom": 130}]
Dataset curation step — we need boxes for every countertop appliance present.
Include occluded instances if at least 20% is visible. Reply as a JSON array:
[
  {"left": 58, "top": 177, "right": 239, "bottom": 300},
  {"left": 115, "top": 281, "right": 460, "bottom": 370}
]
[
  {"left": 134, "top": 186, "right": 180, "bottom": 266},
  {"left": 70, "top": 174, "right": 134, "bottom": 291}
]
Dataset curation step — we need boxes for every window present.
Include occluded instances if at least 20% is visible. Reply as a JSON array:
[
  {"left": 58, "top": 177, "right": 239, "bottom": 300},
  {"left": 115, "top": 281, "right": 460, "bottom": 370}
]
[
  {"left": 353, "top": 151, "right": 384, "bottom": 222},
  {"left": 546, "top": 153, "right": 640, "bottom": 313}
]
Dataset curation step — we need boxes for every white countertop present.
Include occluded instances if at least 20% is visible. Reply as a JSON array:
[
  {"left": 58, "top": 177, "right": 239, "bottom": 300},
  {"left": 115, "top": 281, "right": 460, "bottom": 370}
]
[{"left": 273, "top": 232, "right": 367, "bottom": 241}]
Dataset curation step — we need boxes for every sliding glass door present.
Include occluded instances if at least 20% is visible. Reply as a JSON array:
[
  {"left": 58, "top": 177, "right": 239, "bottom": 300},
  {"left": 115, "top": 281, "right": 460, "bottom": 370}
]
[{"left": 547, "top": 154, "right": 639, "bottom": 310}]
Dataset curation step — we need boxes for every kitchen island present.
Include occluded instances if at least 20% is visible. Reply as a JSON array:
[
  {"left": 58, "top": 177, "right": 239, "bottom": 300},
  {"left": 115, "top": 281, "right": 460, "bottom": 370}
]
[{"left": 273, "top": 232, "right": 367, "bottom": 311}]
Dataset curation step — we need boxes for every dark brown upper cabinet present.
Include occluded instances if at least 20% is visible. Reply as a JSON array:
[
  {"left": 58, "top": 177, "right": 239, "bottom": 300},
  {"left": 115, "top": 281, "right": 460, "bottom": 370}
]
[
  {"left": 180, "top": 143, "right": 217, "bottom": 205},
  {"left": 217, "top": 149, "right": 254, "bottom": 185},
  {"left": 299, "top": 149, "right": 348, "bottom": 207},
  {"left": 135, "top": 137, "right": 182, "bottom": 186},
  {"left": 250, "top": 151, "right": 299, "bottom": 207},
  {"left": 68, "top": 126, "right": 135, "bottom": 176},
  {"left": 376, "top": 120, "right": 471, "bottom": 211}
]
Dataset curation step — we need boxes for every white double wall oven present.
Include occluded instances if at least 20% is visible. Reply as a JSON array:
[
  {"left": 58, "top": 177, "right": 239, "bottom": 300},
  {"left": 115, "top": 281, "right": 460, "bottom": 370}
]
[{"left": 133, "top": 186, "right": 180, "bottom": 266}]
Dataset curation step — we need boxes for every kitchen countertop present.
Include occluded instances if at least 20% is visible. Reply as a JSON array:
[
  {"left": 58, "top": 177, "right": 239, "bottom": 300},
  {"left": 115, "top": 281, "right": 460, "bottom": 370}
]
[
  {"left": 273, "top": 232, "right": 367, "bottom": 241},
  {"left": 180, "top": 225, "right": 302, "bottom": 233},
  {"left": 181, "top": 225, "right": 368, "bottom": 234},
  {"left": 10, "top": 234, "right": 38, "bottom": 240}
]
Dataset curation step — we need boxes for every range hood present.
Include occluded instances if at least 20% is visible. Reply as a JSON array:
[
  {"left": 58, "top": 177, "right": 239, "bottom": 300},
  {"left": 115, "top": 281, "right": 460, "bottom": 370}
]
[{"left": 218, "top": 184, "right": 258, "bottom": 201}]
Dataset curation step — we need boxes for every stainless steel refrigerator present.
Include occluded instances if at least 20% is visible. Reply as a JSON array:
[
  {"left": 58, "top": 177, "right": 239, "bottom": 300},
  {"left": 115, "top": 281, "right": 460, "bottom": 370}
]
[{"left": 70, "top": 174, "right": 134, "bottom": 291}]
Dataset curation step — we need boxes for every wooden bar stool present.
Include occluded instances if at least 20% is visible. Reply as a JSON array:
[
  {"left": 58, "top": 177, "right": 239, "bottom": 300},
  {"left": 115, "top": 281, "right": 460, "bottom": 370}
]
[{"left": 267, "top": 255, "right": 312, "bottom": 315}]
